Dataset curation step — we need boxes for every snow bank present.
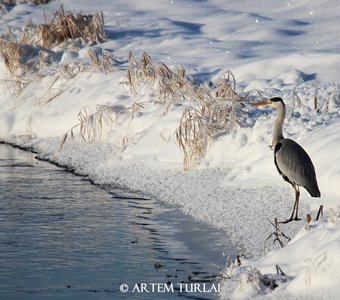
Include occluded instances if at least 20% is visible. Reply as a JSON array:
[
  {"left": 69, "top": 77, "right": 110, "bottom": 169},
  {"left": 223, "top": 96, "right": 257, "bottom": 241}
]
[{"left": 221, "top": 212, "right": 340, "bottom": 300}]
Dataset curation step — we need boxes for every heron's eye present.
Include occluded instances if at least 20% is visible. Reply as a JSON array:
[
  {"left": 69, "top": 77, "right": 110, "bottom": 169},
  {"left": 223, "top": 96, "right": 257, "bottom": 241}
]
[{"left": 270, "top": 97, "right": 283, "bottom": 103}]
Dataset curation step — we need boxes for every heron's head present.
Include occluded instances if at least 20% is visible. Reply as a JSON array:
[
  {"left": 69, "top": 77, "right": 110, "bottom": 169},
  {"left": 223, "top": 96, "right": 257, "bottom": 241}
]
[{"left": 252, "top": 97, "right": 285, "bottom": 110}]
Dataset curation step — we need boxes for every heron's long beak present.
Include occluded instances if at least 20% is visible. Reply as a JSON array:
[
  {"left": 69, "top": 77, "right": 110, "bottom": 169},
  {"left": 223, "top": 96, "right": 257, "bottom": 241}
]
[{"left": 252, "top": 101, "right": 272, "bottom": 107}]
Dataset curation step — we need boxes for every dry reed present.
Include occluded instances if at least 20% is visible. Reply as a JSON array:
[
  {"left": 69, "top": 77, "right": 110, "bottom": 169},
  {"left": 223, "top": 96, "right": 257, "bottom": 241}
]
[
  {"left": 175, "top": 108, "right": 209, "bottom": 170},
  {"left": 37, "top": 5, "right": 106, "bottom": 48},
  {"left": 0, "top": 40, "right": 29, "bottom": 76},
  {"left": 123, "top": 52, "right": 247, "bottom": 170},
  {"left": 88, "top": 48, "right": 115, "bottom": 73},
  {"left": 0, "top": 5, "right": 107, "bottom": 97},
  {"left": 60, "top": 105, "right": 116, "bottom": 149},
  {"left": 59, "top": 102, "right": 150, "bottom": 149}
]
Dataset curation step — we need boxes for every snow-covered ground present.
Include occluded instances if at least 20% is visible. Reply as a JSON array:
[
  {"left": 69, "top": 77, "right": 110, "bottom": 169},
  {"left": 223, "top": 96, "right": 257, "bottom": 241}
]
[{"left": 1, "top": 0, "right": 340, "bottom": 299}]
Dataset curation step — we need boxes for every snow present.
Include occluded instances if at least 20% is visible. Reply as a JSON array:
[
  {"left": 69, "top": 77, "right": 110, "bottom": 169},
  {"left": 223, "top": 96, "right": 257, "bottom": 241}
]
[
  {"left": 1, "top": 0, "right": 340, "bottom": 299},
  {"left": 222, "top": 213, "right": 340, "bottom": 299}
]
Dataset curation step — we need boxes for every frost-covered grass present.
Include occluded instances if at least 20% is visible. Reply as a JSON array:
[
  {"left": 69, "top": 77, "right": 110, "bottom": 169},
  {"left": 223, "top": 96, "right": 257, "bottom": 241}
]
[{"left": 1, "top": 0, "right": 340, "bottom": 299}]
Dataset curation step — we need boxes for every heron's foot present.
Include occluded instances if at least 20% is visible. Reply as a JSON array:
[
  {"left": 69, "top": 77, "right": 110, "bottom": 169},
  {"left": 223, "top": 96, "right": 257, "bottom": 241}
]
[
  {"left": 279, "top": 217, "right": 301, "bottom": 224},
  {"left": 279, "top": 218, "right": 293, "bottom": 224}
]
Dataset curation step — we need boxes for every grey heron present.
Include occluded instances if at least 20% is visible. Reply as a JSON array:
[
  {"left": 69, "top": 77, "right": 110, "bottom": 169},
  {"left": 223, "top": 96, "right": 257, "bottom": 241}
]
[{"left": 253, "top": 97, "right": 321, "bottom": 223}]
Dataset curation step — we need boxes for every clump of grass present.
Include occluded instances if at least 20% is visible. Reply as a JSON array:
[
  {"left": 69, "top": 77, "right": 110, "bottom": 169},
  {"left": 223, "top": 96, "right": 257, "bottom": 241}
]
[
  {"left": 60, "top": 105, "right": 116, "bottom": 149},
  {"left": 1, "top": 4, "right": 106, "bottom": 76},
  {"left": 0, "top": 39, "right": 44, "bottom": 93},
  {"left": 124, "top": 51, "right": 157, "bottom": 95},
  {"left": 0, "top": 39, "right": 47, "bottom": 77},
  {"left": 122, "top": 52, "right": 247, "bottom": 170},
  {"left": 60, "top": 101, "right": 149, "bottom": 149},
  {"left": 77, "top": 105, "right": 115, "bottom": 143},
  {"left": 175, "top": 108, "right": 209, "bottom": 170},
  {"left": 88, "top": 48, "right": 115, "bottom": 73},
  {"left": 124, "top": 51, "right": 195, "bottom": 110},
  {"left": 0, "top": 5, "right": 108, "bottom": 98},
  {"left": 37, "top": 5, "right": 106, "bottom": 48},
  {"left": 175, "top": 72, "right": 244, "bottom": 170},
  {"left": 155, "top": 63, "right": 193, "bottom": 106},
  {"left": 0, "top": 38, "right": 72, "bottom": 98},
  {"left": 0, "top": 39, "right": 26, "bottom": 76}
]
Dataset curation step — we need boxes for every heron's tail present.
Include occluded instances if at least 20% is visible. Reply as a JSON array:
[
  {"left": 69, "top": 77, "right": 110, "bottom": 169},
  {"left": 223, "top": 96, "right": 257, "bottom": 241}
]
[{"left": 306, "top": 183, "right": 321, "bottom": 198}]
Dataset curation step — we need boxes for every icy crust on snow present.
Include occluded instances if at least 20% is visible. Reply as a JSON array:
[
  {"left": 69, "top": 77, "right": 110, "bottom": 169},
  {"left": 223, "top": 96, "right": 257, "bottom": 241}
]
[{"left": 1, "top": 0, "right": 340, "bottom": 299}]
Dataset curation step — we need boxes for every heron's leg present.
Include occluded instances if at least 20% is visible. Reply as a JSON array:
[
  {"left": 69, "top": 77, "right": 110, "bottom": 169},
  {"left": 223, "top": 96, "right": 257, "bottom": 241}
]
[
  {"left": 288, "top": 201, "right": 296, "bottom": 221},
  {"left": 293, "top": 185, "right": 301, "bottom": 220},
  {"left": 281, "top": 185, "right": 300, "bottom": 223}
]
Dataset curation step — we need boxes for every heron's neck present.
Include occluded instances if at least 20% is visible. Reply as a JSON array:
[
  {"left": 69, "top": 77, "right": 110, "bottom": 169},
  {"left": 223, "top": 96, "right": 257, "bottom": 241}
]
[{"left": 272, "top": 104, "right": 285, "bottom": 147}]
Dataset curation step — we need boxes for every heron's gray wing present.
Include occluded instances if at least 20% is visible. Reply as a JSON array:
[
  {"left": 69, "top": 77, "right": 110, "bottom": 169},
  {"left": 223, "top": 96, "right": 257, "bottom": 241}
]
[{"left": 274, "top": 138, "right": 320, "bottom": 197}]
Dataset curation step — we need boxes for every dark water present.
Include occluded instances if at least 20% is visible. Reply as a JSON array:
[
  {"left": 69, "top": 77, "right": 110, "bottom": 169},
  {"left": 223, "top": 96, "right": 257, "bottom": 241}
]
[{"left": 0, "top": 143, "right": 236, "bottom": 300}]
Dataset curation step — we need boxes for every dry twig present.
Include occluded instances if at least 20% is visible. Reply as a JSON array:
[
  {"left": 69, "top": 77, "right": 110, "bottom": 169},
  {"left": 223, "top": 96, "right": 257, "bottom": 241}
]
[{"left": 265, "top": 218, "right": 291, "bottom": 248}]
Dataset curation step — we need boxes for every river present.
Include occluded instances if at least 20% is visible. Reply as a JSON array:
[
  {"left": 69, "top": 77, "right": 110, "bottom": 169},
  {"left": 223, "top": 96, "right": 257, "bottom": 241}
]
[{"left": 0, "top": 143, "right": 236, "bottom": 299}]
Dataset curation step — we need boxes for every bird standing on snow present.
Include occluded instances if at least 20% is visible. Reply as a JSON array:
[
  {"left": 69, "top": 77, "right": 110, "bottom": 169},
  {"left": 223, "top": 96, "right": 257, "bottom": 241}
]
[{"left": 253, "top": 97, "right": 321, "bottom": 223}]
